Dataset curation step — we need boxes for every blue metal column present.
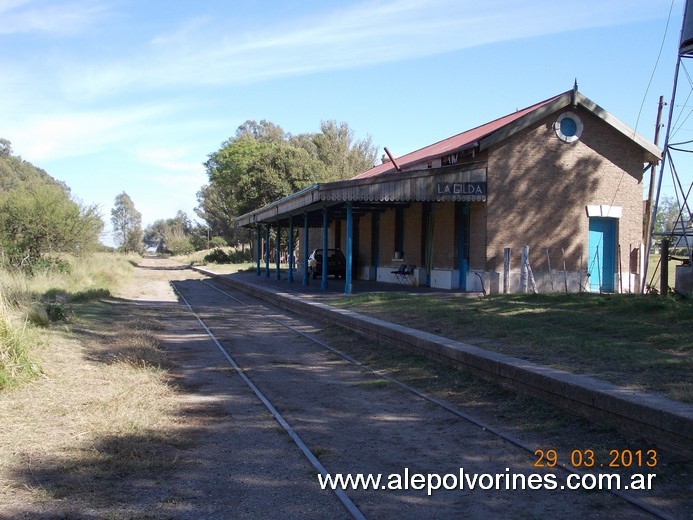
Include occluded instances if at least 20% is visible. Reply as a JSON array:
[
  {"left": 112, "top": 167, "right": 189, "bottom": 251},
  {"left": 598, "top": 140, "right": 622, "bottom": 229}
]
[
  {"left": 344, "top": 202, "right": 353, "bottom": 294},
  {"left": 256, "top": 224, "right": 261, "bottom": 276},
  {"left": 264, "top": 224, "right": 270, "bottom": 278},
  {"left": 458, "top": 202, "right": 468, "bottom": 291},
  {"left": 424, "top": 203, "right": 434, "bottom": 287},
  {"left": 275, "top": 223, "right": 281, "bottom": 280},
  {"left": 321, "top": 207, "right": 329, "bottom": 290},
  {"left": 288, "top": 218, "right": 294, "bottom": 283},
  {"left": 302, "top": 212, "right": 309, "bottom": 286}
]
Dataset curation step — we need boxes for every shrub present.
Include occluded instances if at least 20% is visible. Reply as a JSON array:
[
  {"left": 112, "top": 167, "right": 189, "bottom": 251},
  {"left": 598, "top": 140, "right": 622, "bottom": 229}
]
[
  {"left": 27, "top": 303, "right": 50, "bottom": 326},
  {"left": 209, "top": 236, "right": 228, "bottom": 249},
  {"left": 165, "top": 235, "right": 194, "bottom": 256},
  {"left": 228, "top": 249, "right": 252, "bottom": 263},
  {"left": 27, "top": 300, "right": 69, "bottom": 326},
  {"left": 29, "top": 256, "right": 72, "bottom": 275},
  {"left": 203, "top": 248, "right": 231, "bottom": 264}
]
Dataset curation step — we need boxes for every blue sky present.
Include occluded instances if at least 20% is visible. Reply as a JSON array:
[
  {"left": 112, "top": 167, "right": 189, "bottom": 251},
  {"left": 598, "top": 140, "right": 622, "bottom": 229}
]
[{"left": 1, "top": 0, "right": 689, "bottom": 244}]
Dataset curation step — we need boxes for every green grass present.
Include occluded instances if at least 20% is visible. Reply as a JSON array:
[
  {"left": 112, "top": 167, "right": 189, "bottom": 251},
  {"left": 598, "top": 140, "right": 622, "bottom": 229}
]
[
  {"left": 0, "top": 291, "right": 41, "bottom": 388},
  {"left": 330, "top": 292, "right": 693, "bottom": 402},
  {"left": 646, "top": 253, "right": 684, "bottom": 293},
  {"left": 0, "top": 252, "right": 137, "bottom": 389}
]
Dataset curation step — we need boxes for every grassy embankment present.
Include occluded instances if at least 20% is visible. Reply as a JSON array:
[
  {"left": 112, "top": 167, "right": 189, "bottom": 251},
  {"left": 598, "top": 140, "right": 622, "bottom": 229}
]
[
  {"left": 0, "top": 253, "right": 137, "bottom": 388},
  {"left": 331, "top": 291, "right": 692, "bottom": 403}
]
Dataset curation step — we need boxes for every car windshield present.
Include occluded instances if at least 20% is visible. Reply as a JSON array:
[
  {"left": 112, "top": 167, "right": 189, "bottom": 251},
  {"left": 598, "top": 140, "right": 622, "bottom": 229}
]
[{"left": 314, "top": 249, "right": 344, "bottom": 258}]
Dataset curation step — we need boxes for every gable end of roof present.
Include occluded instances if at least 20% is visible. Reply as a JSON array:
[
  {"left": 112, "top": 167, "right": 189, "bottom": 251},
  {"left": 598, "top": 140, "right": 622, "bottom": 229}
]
[{"left": 353, "top": 89, "right": 661, "bottom": 181}]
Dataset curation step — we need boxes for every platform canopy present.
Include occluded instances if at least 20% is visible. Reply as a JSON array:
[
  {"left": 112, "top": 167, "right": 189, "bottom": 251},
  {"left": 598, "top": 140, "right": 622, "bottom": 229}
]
[{"left": 235, "top": 164, "right": 486, "bottom": 227}]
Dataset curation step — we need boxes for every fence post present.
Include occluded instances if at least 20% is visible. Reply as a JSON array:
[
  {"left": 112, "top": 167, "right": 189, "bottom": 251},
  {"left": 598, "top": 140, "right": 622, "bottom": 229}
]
[
  {"left": 520, "top": 245, "right": 529, "bottom": 294},
  {"left": 660, "top": 238, "right": 669, "bottom": 297},
  {"left": 503, "top": 247, "right": 511, "bottom": 294}
]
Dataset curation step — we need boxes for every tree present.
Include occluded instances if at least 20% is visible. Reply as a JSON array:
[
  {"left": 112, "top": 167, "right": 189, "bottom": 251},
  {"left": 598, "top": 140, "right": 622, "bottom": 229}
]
[
  {"left": 143, "top": 210, "right": 198, "bottom": 254},
  {"left": 234, "top": 119, "right": 287, "bottom": 143},
  {"left": 0, "top": 182, "right": 103, "bottom": 269},
  {"left": 235, "top": 143, "right": 327, "bottom": 215},
  {"left": 111, "top": 192, "right": 142, "bottom": 253},
  {"left": 0, "top": 138, "right": 68, "bottom": 194},
  {"left": 196, "top": 120, "right": 378, "bottom": 246},
  {"left": 0, "top": 138, "right": 11, "bottom": 158},
  {"left": 0, "top": 142, "right": 103, "bottom": 269},
  {"left": 299, "top": 120, "right": 378, "bottom": 181},
  {"left": 654, "top": 195, "right": 683, "bottom": 235},
  {"left": 195, "top": 183, "right": 241, "bottom": 245}
]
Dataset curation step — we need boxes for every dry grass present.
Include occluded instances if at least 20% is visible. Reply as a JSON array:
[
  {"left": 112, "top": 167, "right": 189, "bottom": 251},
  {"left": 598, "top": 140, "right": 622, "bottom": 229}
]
[
  {"left": 0, "top": 295, "right": 182, "bottom": 513},
  {"left": 25, "top": 252, "right": 137, "bottom": 299}
]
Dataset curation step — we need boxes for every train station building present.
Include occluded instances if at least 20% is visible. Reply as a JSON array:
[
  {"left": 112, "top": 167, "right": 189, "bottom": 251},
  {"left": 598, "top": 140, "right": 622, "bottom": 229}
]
[{"left": 236, "top": 86, "right": 660, "bottom": 294}]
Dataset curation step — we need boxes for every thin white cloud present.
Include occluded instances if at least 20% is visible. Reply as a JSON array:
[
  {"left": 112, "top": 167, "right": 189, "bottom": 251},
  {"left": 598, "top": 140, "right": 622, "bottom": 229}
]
[
  {"left": 146, "top": 172, "right": 206, "bottom": 189},
  {"left": 61, "top": 0, "right": 670, "bottom": 99},
  {"left": 136, "top": 147, "right": 206, "bottom": 174},
  {"left": 9, "top": 105, "right": 168, "bottom": 160},
  {"left": 0, "top": 0, "right": 109, "bottom": 35},
  {"left": 1, "top": 0, "right": 674, "bottom": 163}
]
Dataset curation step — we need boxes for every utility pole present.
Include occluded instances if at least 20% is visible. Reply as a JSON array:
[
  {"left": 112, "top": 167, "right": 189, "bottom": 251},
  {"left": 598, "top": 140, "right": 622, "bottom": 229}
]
[{"left": 642, "top": 95, "right": 665, "bottom": 291}]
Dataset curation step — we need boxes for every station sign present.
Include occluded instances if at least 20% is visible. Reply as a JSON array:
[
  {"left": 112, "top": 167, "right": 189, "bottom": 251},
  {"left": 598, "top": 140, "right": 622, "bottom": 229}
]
[{"left": 436, "top": 182, "right": 487, "bottom": 196}]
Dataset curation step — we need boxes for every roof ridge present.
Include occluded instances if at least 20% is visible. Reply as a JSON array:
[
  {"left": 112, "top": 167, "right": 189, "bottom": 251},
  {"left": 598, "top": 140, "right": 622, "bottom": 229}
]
[{"left": 354, "top": 90, "right": 571, "bottom": 179}]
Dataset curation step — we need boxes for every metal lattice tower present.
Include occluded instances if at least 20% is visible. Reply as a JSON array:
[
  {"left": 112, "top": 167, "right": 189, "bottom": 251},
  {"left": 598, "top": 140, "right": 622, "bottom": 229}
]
[{"left": 643, "top": 0, "right": 693, "bottom": 293}]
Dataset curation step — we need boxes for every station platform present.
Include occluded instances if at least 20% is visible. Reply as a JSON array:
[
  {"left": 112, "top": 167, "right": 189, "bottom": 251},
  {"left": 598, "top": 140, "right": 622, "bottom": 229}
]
[{"left": 192, "top": 266, "right": 693, "bottom": 456}]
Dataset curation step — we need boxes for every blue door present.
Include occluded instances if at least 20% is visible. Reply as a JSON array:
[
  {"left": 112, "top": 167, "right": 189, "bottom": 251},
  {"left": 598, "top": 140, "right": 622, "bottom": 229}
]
[{"left": 588, "top": 218, "right": 616, "bottom": 292}]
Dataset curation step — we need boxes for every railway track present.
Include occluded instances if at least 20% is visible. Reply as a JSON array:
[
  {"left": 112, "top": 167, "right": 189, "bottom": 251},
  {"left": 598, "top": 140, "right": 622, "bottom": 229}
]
[{"left": 171, "top": 276, "right": 677, "bottom": 520}]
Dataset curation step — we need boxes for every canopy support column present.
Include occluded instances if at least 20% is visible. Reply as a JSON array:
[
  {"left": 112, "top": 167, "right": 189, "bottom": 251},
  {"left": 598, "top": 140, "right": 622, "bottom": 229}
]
[
  {"left": 458, "top": 202, "right": 469, "bottom": 291},
  {"left": 264, "top": 224, "right": 270, "bottom": 278},
  {"left": 321, "top": 207, "right": 329, "bottom": 290},
  {"left": 288, "top": 219, "right": 294, "bottom": 283},
  {"left": 302, "top": 213, "right": 309, "bottom": 286},
  {"left": 275, "top": 223, "right": 281, "bottom": 280},
  {"left": 256, "top": 224, "right": 261, "bottom": 276},
  {"left": 345, "top": 202, "right": 353, "bottom": 294}
]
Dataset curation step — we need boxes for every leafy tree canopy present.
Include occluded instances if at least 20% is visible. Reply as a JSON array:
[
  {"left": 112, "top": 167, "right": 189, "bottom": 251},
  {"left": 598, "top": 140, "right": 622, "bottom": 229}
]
[
  {"left": 111, "top": 192, "right": 143, "bottom": 253},
  {"left": 143, "top": 210, "right": 203, "bottom": 255},
  {"left": 654, "top": 195, "right": 685, "bottom": 235},
  {"left": 0, "top": 142, "right": 103, "bottom": 269},
  {"left": 197, "top": 120, "right": 378, "bottom": 245},
  {"left": 0, "top": 138, "right": 69, "bottom": 194}
]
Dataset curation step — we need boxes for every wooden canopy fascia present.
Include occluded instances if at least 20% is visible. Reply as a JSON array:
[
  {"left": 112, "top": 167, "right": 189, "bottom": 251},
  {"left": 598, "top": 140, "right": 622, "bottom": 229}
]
[{"left": 235, "top": 163, "right": 487, "bottom": 228}]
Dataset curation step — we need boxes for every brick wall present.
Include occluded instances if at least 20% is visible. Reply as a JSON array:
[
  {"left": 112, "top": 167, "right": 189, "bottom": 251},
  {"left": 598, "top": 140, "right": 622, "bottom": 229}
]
[
  {"left": 432, "top": 203, "right": 455, "bottom": 269},
  {"left": 485, "top": 107, "right": 644, "bottom": 279},
  {"left": 379, "top": 208, "right": 396, "bottom": 264},
  {"left": 469, "top": 202, "right": 487, "bottom": 270},
  {"left": 358, "top": 214, "right": 372, "bottom": 267},
  {"left": 403, "top": 203, "right": 423, "bottom": 266}
]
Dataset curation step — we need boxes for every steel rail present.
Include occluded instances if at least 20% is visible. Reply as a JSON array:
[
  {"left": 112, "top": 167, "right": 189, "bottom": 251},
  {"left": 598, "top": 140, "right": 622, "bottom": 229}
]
[{"left": 171, "top": 282, "right": 366, "bottom": 520}]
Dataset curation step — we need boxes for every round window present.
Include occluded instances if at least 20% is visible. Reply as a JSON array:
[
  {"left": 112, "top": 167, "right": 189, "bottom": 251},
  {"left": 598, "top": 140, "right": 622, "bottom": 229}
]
[{"left": 554, "top": 112, "right": 583, "bottom": 143}]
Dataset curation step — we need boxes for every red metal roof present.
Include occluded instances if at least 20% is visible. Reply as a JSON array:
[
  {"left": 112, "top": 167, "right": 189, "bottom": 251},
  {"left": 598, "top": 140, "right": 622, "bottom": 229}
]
[{"left": 353, "top": 91, "right": 567, "bottom": 180}]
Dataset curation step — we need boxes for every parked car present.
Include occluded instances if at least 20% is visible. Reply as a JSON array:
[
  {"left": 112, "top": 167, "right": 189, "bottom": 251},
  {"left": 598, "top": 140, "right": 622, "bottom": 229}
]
[{"left": 308, "top": 248, "right": 347, "bottom": 279}]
